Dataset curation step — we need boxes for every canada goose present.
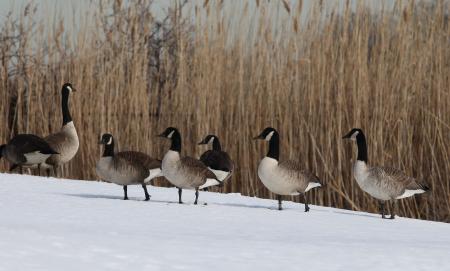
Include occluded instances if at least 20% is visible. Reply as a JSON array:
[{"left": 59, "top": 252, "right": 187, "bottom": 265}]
[
  {"left": 254, "top": 127, "right": 322, "bottom": 211},
  {"left": 96, "top": 133, "right": 162, "bottom": 201},
  {"left": 43, "top": 83, "right": 79, "bottom": 176},
  {"left": 342, "top": 128, "right": 430, "bottom": 219},
  {"left": 157, "top": 127, "right": 220, "bottom": 204},
  {"left": 0, "top": 134, "right": 58, "bottom": 174},
  {"left": 198, "top": 135, "right": 234, "bottom": 188}
]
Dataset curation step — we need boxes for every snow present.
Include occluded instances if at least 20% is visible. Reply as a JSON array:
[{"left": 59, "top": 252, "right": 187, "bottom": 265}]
[{"left": 0, "top": 173, "right": 449, "bottom": 271}]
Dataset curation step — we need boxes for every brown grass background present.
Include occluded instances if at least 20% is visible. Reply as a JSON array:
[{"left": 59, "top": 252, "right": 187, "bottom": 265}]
[{"left": 0, "top": 0, "right": 449, "bottom": 222}]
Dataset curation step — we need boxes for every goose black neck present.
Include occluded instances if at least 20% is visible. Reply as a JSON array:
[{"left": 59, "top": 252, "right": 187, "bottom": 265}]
[
  {"left": 212, "top": 138, "right": 222, "bottom": 151},
  {"left": 267, "top": 132, "right": 280, "bottom": 160},
  {"left": 170, "top": 131, "right": 182, "bottom": 152},
  {"left": 356, "top": 133, "right": 368, "bottom": 163},
  {"left": 61, "top": 90, "right": 72, "bottom": 126},
  {"left": 102, "top": 140, "right": 114, "bottom": 157}
]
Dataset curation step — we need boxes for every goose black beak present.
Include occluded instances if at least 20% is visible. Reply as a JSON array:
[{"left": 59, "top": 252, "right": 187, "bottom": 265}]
[
  {"left": 98, "top": 140, "right": 104, "bottom": 145},
  {"left": 253, "top": 135, "right": 263, "bottom": 140},
  {"left": 198, "top": 141, "right": 206, "bottom": 145},
  {"left": 156, "top": 133, "right": 165, "bottom": 138}
]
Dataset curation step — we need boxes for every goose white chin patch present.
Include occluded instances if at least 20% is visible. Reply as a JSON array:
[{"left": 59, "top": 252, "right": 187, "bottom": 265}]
[
  {"left": 167, "top": 130, "right": 175, "bottom": 139},
  {"left": 67, "top": 86, "right": 73, "bottom": 92},
  {"left": 106, "top": 137, "right": 113, "bottom": 145},
  {"left": 350, "top": 131, "right": 359, "bottom": 141},
  {"left": 208, "top": 137, "right": 215, "bottom": 144},
  {"left": 265, "top": 131, "right": 275, "bottom": 141}
]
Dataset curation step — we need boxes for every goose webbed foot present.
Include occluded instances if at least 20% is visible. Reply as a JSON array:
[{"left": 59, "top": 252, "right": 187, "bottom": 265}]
[
  {"left": 123, "top": 185, "right": 128, "bottom": 200},
  {"left": 51, "top": 165, "right": 58, "bottom": 178},
  {"left": 142, "top": 184, "right": 150, "bottom": 201}
]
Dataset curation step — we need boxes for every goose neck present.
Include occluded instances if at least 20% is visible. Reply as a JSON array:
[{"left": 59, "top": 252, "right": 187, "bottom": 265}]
[
  {"left": 212, "top": 138, "right": 222, "bottom": 151},
  {"left": 170, "top": 131, "right": 182, "bottom": 152},
  {"left": 62, "top": 91, "right": 72, "bottom": 126},
  {"left": 267, "top": 132, "right": 280, "bottom": 160},
  {"left": 102, "top": 140, "right": 114, "bottom": 157},
  {"left": 356, "top": 132, "right": 368, "bottom": 163}
]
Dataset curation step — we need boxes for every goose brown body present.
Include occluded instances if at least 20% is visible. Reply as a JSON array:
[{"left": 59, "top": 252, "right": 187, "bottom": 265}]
[
  {"left": 254, "top": 127, "right": 322, "bottom": 211},
  {"left": 96, "top": 151, "right": 161, "bottom": 186},
  {"left": 43, "top": 83, "right": 79, "bottom": 171},
  {"left": 158, "top": 127, "right": 220, "bottom": 204},
  {"left": 96, "top": 133, "right": 161, "bottom": 200},
  {"left": 0, "top": 134, "right": 58, "bottom": 169},
  {"left": 343, "top": 128, "right": 429, "bottom": 219},
  {"left": 162, "top": 150, "right": 217, "bottom": 189},
  {"left": 44, "top": 122, "right": 79, "bottom": 166}
]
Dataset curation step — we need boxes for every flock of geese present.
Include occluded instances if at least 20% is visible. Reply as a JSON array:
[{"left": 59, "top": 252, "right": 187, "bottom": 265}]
[{"left": 0, "top": 84, "right": 430, "bottom": 219}]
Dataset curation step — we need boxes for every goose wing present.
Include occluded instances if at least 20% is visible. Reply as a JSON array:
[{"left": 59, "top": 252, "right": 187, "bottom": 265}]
[
  {"left": 101, "top": 151, "right": 151, "bottom": 181},
  {"left": 181, "top": 157, "right": 218, "bottom": 184},
  {"left": 117, "top": 151, "right": 161, "bottom": 170},
  {"left": 44, "top": 131, "right": 67, "bottom": 151},
  {"left": 369, "top": 166, "right": 429, "bottom": 194},
  {"left": 10, "top": 134, "right": 57, "bottom": 154},
  {"left": 278, "top": 160, "right": 322, "bottom": 188},
  {"left": 200, "top": 150, "right": 234, "bottom": 172}
]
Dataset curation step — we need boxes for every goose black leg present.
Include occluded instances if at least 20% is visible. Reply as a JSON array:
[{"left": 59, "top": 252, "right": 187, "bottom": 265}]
[
  {"left": 178, "top": 188, "right": 183, "bottom": 204},
  {"left": 37, "top": 164, "right": 41, "bottom": 176},
  {"left": 9, "top": 164, "right": 18, "bottom": 172},
  {"left": 20, "top": 166, "right": 24, "bottom": 174},
  {"left": 194, "top": 188, "right": 199, "bottom": 205},
  {"left": 380, "top": 201, "right": 386, "bottom": 219},
  {"left": 390, "top": 200, "right": 397, "bottom": 219},
  {"left": 304, "top": 193, "right": 310, "bottom": 212},
  {"left": 277, "top": 195, "right": 282, "bottom": 210},
  {"left": 123, "top": 185, "right": 128, "bottom": 200},
  {"left": 142, "top": 184, "right": 150, "bottom": 201},
  {"left": 46, "top": 168, "right": 51, "bottom": 177},
  {"left": 53, "top": 166, "right": 58, "bottom": 178}
]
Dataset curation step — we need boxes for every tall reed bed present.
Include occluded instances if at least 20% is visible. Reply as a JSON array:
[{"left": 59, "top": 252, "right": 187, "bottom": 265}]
[{"left": 0, "top": 1, "right": 448, "bottom": 222}]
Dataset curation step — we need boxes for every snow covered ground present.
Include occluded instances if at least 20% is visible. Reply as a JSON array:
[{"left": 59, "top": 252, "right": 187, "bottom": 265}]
[{"left": 0, "top": 173, "right": 449, "bottom": 271}]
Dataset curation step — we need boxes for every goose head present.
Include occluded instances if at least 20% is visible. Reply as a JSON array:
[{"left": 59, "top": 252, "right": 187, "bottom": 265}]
[
  {"left": 158, "top": 127, "right": 181, "bottom": 152},
  {"left": 198, "top": 135, "right": 217, "bottom": 145},
  {"left": 98, "top": 133, "right": 114, "bottom": 145},
  {"left": 157, "top": 127, "right": 179, "bottom": 139},
  {"left": 253, "top": 127, "right": 277, "bottom": 141},
  {"left": 342, "top": 128, "right": 363, "bottom": 142},
  {"left": 62, "top": 83, "right": 76, "bottom": 95}
]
